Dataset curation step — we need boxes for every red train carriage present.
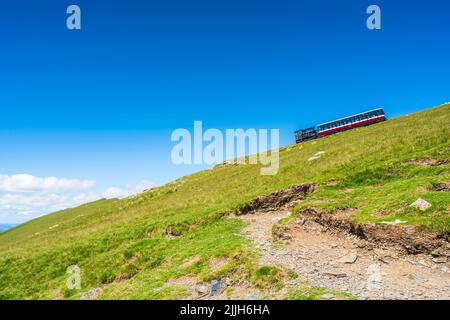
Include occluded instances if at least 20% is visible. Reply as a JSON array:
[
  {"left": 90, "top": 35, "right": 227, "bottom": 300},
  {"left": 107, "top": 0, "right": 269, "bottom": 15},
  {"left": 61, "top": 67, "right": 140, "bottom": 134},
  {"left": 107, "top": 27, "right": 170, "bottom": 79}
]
[{"left": 295, "top": 108, "right": 387, "bottom": 144}]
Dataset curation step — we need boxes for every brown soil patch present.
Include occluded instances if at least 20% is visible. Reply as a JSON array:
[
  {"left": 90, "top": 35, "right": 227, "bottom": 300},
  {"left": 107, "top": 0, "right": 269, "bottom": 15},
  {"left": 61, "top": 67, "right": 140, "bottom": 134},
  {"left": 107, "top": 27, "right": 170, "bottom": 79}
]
[
  {"left": 165, "top": 227, "right": 182, "bottom": 239},
  {"left": 238, "top": 184, "right": 315, "bottom": 214},
  {"left": 180, "top": 255, "right": 201, "bottom": 268},
  {"left": 81, "top": 287, "right": 105, "bottom": 300},
  {"left": 234, "top": 185, "right": 450, "bottom": 300},
  {"left": 405, "top": 157, "right": 449, "bottom": 167},
  {"left": 435, "top": 182, "right": 450, "bottom": 192},
  {"left": 161, "top": 275, "right": 198, "bottom": 298},
  {"left": 207, "top": 256, "right": 229, "bottom": 272},
  {"left": 299, "top": 207, "right": 449, "bottom": 256},
  {"left": 238, "top": 209, "right": 450, "bottom": 300},
  {"left": 326, "top": 179, "right": 338, "bottom": 186}
]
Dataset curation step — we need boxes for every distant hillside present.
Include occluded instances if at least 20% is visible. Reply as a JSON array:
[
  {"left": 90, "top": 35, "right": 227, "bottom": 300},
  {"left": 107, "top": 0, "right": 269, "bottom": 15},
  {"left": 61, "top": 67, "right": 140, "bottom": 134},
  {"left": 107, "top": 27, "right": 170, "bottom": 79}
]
[
  {"left": 0, "top": 104, "right": 448, "bottom": 300},
  {"left": 0, "top": 224, "right": 16, "bottom": 233}
]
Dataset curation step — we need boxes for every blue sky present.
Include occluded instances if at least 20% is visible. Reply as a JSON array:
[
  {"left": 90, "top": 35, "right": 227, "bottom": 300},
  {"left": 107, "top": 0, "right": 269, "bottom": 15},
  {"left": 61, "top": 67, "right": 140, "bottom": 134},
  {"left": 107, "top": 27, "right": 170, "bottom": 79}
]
[{"left": 0, "top": 0, "right": 449, "bottom": 223}]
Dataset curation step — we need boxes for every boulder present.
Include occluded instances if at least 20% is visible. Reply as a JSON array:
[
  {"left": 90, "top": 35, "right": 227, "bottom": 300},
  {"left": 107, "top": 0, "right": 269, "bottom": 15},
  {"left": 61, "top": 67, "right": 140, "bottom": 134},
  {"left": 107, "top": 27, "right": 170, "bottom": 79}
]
[
  {"left": 321, "top": 293, "right": 335, "bottom": 300},
  {"left": 410, "top": 198, "right": 432, "bottom": 211},
  {"left": 338, "top": 250, "right": 358, "bottom": 264},
  {"left": 210, "top": 280, "right": 221, "bottom": 296},
  {"left": 195, "top": 284, "right": 209, "bottom": 295}
]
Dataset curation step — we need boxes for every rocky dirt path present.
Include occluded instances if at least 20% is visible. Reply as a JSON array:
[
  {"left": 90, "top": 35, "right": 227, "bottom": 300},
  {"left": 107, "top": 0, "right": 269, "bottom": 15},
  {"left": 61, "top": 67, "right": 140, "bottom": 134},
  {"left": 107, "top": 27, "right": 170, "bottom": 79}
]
[{"left": 238, "top": 210, "right": 450, "bottom": 300}]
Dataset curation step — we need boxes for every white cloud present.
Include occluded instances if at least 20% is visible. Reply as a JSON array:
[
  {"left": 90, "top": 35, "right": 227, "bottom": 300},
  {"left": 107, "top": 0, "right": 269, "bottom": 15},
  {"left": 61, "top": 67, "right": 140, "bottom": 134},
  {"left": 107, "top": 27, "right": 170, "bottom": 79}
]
[
  {"left": 0, "top": 174, "right": 155, "bottom": 224},
  {"left": 0, "top": 174, "right": 95, "bottom": 193},
  {"left": 103, "top": 180, "right": 154, "bottom": 198}
]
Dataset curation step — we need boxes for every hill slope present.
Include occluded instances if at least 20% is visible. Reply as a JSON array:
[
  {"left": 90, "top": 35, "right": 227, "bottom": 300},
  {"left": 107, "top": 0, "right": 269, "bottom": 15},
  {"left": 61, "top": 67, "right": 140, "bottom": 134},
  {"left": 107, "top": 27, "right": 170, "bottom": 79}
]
[{"left": 0, "top": 104, "right": 449, "bottom": 299}]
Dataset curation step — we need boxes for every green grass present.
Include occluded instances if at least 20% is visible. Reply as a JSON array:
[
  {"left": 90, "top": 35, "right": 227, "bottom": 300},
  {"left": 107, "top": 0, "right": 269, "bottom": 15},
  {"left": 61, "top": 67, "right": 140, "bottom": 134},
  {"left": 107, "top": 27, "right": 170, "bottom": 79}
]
[
  {"left": 284, "top": 287, "right": 357, "bottom": 300},
  {"left": 0, "top": 104, "right": 449, "bottom": 299}
]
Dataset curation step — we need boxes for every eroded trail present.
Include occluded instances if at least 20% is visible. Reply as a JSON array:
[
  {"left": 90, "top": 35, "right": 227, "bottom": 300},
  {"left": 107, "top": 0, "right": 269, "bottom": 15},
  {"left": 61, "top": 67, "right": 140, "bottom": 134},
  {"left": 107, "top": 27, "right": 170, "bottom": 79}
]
[{"left": 239, "top": 210, "right": 450, "bottom": 300}]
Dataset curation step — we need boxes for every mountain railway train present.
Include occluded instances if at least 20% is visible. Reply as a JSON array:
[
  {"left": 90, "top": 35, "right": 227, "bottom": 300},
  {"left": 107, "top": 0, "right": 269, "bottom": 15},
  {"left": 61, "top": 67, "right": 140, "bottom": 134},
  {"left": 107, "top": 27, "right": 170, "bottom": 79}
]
[{"left": 295, "top": 108, "right": 387, "bottom": 144}]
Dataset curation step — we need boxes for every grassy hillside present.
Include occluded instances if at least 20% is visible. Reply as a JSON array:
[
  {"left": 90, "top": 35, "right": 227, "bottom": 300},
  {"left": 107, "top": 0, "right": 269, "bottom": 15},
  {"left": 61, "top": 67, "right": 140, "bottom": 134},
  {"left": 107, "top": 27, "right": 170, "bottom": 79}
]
[{"left": 0, "top": 104, "right": 449, "bottom": 299}]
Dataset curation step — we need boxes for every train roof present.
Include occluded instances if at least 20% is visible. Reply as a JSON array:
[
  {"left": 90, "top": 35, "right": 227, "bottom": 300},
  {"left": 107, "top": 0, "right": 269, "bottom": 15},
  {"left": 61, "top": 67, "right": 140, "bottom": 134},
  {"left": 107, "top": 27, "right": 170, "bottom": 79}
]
[{"left": 317, "top": 108, "right": 384, "bottom": 127}]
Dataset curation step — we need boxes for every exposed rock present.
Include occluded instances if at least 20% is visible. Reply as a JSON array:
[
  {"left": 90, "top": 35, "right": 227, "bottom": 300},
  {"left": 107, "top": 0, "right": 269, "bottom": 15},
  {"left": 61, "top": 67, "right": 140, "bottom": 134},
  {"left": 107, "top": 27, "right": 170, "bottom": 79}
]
[
  {"left": 195, "top": 284, "right": 209, "bottom": 295},
  {"left": 322, "top": 271, "right": 348, "bottom": 278},
  {"left": 410, "top": 198, "right": 432, "bottom": 211},
  {"left": 281, "top": 232, "right": 291, "bottom": 240},
  {"left": 210, "top": 280, "right": 221, "bottom": 296},
  {"left": 303, "top": 220, "right": 322, "bottom": 231},
  {"left": 378, "top": 256, "right": 390, "bottom": 264},
  {"left": 222, "top": 277, "right": 233, "bottom": 287},
  {"left": 338, "top": 250, "right": 358, "bottom": 264},
  {"left": 81, "top": 287, "right": 103, "bottom": 300},
  {"left": 435, "top": 182, "right": 450, "bottom": 192},
  {"left": 321, "top": 293, "right": 335, "bottom": 300},
  {"left": 308, "top": 151, "right": 326, "bottom": 161},
  {"left": 432, "top": 257, "right": 447, "bottom": 264},
  {"left": 431, "top": 248, "right": 450, "bottom": 258},
  {"left": 380, "top": 219, "right": 406, "bottom": 225}
]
